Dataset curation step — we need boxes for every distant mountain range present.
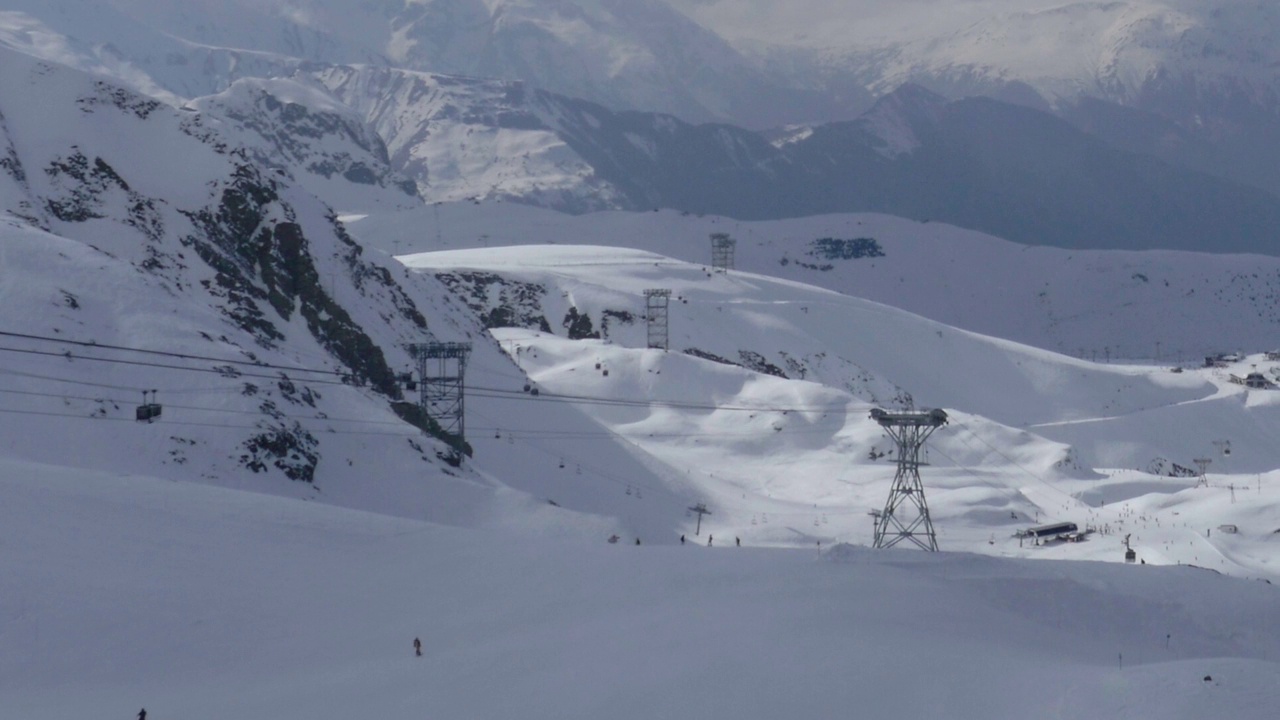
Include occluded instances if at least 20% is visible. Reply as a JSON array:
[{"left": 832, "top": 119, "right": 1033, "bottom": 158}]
[
  {"left": 313, "top": 67, "right": 1280, "bottom": 253},
  {"left": 681, "top": 0, "right": 1280, "bottom": 198},
  {"left": 1, "top": 1, "right": 1278, "bottom": 254}
]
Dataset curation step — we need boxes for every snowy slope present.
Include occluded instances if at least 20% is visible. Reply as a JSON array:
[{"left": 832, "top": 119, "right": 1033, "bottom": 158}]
[
  {"left": 389, "top": 241, "right": 1280, "bottom": 575},
  {"left": 189, "top": 76, "right": 422, "bottom": 214},
  {"left": 0, "top": 44, "right": 524, "bottom": 525},
  {"left": 349, "top": 202, "right": 1280, "bottom": 364},
  {"left": 0, "top": 43, "right": 796, "bottom": 545},
  {"left": 5, "top": 457, "right": 1279, "bottom": 720}
]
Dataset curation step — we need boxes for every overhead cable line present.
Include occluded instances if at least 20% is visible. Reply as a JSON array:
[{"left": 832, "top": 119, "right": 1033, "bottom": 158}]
[
  {"left": 0, "top": 346, "right": 358, "bottom": 387},
  {"left": 949, "top": 420, "right": 1086, "bottom": 507},
  {"left": 0, "top": 341, "right": 855, "bottom": 415},
  {"left": 0, "top": 404, "right": 421, "bottom": 437},
  {"left": 0, "top": 367, "right": 248, "bottom": 395},
  {"left": 0, "top": 330, "right": 352, "bottom": 378},
  {"left": 0, "top": 387, "right": 420, "bottom": 428},
  {"left": 1, "top": 329, "right": 864, "bottom": 414}
]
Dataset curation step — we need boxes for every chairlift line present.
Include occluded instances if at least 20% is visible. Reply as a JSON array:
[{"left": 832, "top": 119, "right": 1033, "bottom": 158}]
[
  {"left": 0, "top": 345, "right": 358, "bottom": 387},
  {"left": 0, "top": 331, "right": 858, "bottom": 415},
  {"left": 0, "top": 329, "right": 355, "bottom": 378}
]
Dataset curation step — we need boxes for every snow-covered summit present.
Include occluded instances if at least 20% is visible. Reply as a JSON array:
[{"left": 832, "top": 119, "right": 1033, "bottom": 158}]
[
  {"left": 0, "top": 0, "right": 822, "bottom": 126},
  {"left": 857, "top": 1, "right": 1280, "bottom": 110},
  {"left": 190, "top": 76, "right": 422, "bottom": 213}
]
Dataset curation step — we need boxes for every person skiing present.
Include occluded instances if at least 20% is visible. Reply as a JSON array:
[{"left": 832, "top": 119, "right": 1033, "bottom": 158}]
[
  {"left": 680, "top": 534, "right": 685, "bottom": 545},
  {"left": 635, "top": 537, "right": 641, "bottom": 545},
  {"left": 735, "top": 537, "right": 740, "bottom": 547},
  {"left": 707, "top": 535, "right": 713, "bottom": 546},
  {"left": 413, "top": 637, "right": 422, "bottom": 657},
  {"left": 138, "top": 710, "right": 147, "bottom": 720}
]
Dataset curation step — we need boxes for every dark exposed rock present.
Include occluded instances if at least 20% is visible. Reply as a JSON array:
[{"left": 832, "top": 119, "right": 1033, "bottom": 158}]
[
  {"left": 183, "top": 165, "right": 404, "bottom": 397},
  {"left": 435, "top": 271, "right": 551, "bottom": 332},
  {"left": 683, "top": 347, "right": 739, "bottom": 367},
  {"left": 737, "top": 350, "right": 788, "bottom": 379},
  {"left": 563, "top": 306, "right": 599, "bottom": 340},
  {"left": 391, "top": 401, "right": 472, "bottom": 461},
  {"left": 240, "top": 422, "right": 319, "bottom": 482}
]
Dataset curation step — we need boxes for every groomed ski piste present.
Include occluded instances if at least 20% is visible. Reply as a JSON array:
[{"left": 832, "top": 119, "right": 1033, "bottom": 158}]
[{"left": 5, "top": 457, "right": 1280, "bottom": 720}]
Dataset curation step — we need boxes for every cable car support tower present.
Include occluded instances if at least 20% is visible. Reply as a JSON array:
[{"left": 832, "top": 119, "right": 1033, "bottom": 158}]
[
  {"left": 645, "top": 289, "right": 671, "bottom": 350},
  {"left": 408, "top": 341, "right": 472, "bottom": 459},
  {"left": 870, "top": 408, "right": 948, "bottom": 551}
]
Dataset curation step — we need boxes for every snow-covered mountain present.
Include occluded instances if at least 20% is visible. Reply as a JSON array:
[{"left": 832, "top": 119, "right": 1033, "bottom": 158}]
[
  {"left": 190, "top": 76, "right": 422, "bottom": 213},
  {"left": 0, "top": 43, "right": 491, "bottom": 519},
  {"left": 313, "top": 65, "right": 630, "bottom": 210},
  {"left": 679, "top": 0, "right": 1280, "bottom": 194},
  {"left": 312, "top": 67, "right": 1280, "bottom": 254},
  {"left": 0, "top": 0, "right": 854, "bottom": 127},
  {"left": 676, "top": 0, "right": 1280, "bottom": 113},
  {"left": 4, "top": 1, "right": 1280, "bottom": 254}
]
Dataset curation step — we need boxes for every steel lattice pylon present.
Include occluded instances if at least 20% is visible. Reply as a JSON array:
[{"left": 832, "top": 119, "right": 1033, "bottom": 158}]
[
  {"left": 408, "top": 342, "right": 472, "bottom": 447},
  {"left": 870, "top": 407, "right": 948, "bottom": 551},
  {"left": 710, "top": 233, "right": 736, "bottom": 272},
  {"left": 645, "top": 289, "right": 671, "bottom": 350}
]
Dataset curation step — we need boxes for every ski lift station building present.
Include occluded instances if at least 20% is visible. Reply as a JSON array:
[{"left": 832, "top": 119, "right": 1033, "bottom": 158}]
[{"left": 1020, "top": 522, "right": 1079, "bottom": 540}]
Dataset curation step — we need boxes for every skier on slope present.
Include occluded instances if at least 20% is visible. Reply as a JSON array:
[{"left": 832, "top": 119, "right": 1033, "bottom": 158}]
[
  {"left": 414, "top": 637, "right": 422, "bottom": 657},
  {"left": 138, "top": 709, "right": 147, "bottom": 720}
]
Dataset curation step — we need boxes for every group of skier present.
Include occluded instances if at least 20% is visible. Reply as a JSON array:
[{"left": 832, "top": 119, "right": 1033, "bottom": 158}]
[{"left": 677, "top": 534, "right": 740, "bottom": 546}]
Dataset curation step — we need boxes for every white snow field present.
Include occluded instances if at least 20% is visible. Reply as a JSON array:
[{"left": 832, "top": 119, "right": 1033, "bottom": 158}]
[
  {"left": 349, "top": 201, "right": 1280, "bottom": 364},
  {"left": 393, "top": 242, "right": 1280, "bottom": 580},
  {"left": 4, "top": 458, "right": 1279, "bottom": 720}
]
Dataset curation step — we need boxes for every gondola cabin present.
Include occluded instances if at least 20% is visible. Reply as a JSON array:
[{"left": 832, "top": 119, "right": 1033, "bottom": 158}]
[{"left": 135, "top": 391, "right": 162, "bottom": 423}]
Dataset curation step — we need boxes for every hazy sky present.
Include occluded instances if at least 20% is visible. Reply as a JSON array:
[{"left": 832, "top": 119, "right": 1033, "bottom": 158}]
[{"left": 664, "top": 0, "right": 1118, "bottom": 47}]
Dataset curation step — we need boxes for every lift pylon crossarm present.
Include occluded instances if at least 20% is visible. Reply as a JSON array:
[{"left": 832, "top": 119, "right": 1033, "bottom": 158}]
[{"left": 870, "top": 407, "right": 948, "bottom": 427}]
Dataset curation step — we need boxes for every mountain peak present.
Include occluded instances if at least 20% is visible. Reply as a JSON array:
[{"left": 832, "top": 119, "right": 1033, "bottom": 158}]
[{"left": 855, "top": 83, "right": 948, "bottom": 157}]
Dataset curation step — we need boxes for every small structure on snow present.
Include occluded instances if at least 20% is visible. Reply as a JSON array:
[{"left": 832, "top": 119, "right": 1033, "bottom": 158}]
[
  {"left": 1018, "top": 522, "right": 1088, "bottom": 544},
  {"left": 1244, "top": 372, "right": 1272, "bottom": 389}
]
